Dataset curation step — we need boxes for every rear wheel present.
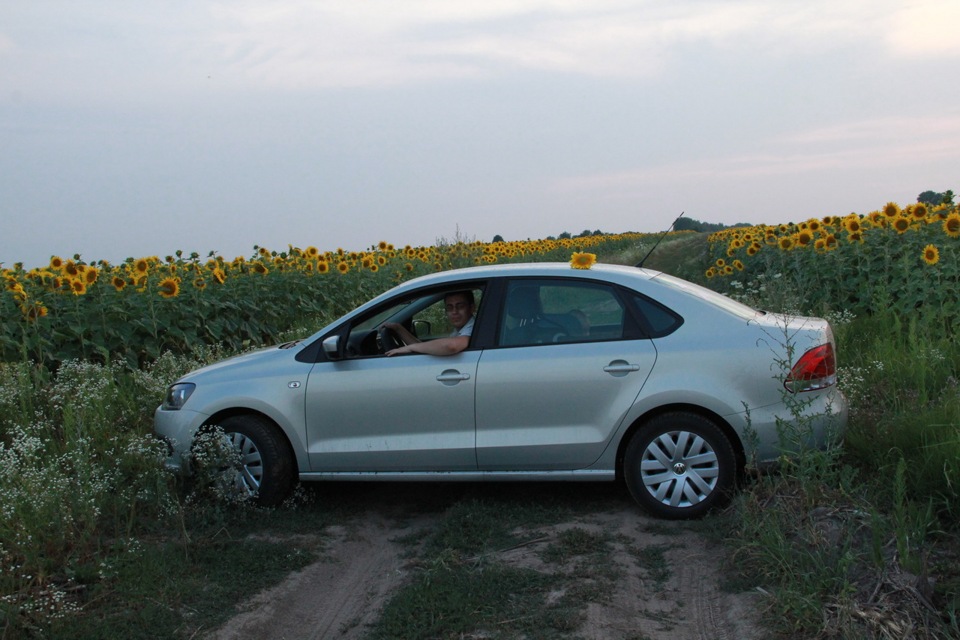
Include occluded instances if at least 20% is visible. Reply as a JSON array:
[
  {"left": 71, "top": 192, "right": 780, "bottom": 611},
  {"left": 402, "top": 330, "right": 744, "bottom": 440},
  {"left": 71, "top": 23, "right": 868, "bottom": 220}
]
[
  {"left": 623, "top": 412, "right": 736, "bottom": 519},
  {"left": 216, "top": 415, "right": 296, "bottom": 506}
]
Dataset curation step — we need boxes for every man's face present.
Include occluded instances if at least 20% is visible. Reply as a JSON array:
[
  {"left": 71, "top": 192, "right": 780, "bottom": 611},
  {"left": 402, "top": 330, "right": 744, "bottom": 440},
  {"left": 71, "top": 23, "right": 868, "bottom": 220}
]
[{"left": 444, "top": 293, "right": 474, "bottom": 330}]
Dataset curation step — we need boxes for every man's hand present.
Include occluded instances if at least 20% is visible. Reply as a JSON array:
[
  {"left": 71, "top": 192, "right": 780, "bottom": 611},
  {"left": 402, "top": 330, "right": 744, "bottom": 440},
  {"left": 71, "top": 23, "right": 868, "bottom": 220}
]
[{"left": 385, "top": 336, "right": 469, "bottom": 356}]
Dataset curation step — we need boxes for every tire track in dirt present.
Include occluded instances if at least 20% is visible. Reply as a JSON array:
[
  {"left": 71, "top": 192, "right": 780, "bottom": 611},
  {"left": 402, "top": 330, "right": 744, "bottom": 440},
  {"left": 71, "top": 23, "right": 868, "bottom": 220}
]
[
  {"left": 206, "top": 488, "right": 764, "bottom": 640},
  {"left": 207, "top": 512, "right": 430, "bottom": 640}
]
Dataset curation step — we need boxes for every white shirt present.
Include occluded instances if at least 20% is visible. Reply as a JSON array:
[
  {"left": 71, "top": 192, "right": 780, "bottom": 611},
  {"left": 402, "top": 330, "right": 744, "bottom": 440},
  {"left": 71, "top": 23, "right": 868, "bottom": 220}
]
[{"left": 451, "top": 316, "right": 475, "bottom": 337}]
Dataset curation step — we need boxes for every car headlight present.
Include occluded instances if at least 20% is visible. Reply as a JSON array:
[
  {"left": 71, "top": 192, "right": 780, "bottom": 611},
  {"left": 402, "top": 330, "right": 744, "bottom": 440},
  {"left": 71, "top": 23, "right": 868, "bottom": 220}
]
[{"left": 162, "top": 383, "right": 196, "bottom": 410}]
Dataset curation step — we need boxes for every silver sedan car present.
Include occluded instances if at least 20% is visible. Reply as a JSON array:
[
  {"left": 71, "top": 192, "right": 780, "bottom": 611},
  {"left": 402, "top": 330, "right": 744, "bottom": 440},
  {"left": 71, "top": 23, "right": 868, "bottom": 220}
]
[{"left": 155, "top": 262, "right": 847, "bottom": 519}]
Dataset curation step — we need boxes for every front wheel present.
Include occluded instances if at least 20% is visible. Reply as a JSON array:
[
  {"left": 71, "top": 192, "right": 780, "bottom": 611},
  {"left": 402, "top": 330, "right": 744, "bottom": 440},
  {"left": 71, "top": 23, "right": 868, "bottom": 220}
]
[
  {"left": 216, "top": 415, "right": 296, "bottom": 506},
  {"left": 623, "top": 412, "right": 737, "bottom": 519}
]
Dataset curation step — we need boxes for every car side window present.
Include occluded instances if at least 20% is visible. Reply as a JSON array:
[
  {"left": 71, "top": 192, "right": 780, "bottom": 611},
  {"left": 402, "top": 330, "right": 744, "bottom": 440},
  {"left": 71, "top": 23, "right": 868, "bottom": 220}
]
[
  {"left": 410, "top": 289, "right": 482, "bottom": 339},
  {"left": 499, "top": 280, "right": 626, "bottom": 346},
  {"left": 629, "top": 292, "right": 683, "bottom": 337},
  {"left": 343, "top": 287, "right": 483, "bottom": 357}
]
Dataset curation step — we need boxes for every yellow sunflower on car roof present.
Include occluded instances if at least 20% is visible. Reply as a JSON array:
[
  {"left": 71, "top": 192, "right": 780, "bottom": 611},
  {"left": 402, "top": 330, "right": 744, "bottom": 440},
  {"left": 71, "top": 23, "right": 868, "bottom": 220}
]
[{"left": 570, "top": 252, "right": 597, "bottom": 270}]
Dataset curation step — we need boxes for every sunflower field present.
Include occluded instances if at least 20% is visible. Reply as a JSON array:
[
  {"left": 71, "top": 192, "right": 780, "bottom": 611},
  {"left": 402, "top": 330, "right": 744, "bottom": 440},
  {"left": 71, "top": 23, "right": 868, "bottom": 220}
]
[
  {"left": 0, "top": 233, "right": 653, "bottom": 368},
  {"left": 703, "top": 201, "right": 960, "bottom": 320}
]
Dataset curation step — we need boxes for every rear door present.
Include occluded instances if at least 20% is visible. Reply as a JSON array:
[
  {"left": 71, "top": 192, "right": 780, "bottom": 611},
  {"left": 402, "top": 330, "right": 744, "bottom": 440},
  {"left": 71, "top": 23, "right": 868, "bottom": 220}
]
[{"left": 475, "top": 278, "right": 656, "bottom": 470}]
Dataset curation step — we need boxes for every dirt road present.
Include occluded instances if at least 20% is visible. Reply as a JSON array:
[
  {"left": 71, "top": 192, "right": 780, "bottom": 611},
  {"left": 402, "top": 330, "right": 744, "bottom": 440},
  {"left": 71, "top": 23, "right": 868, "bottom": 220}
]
[{"left": 208, "top": 484, "right": 764, "bottom": 639}]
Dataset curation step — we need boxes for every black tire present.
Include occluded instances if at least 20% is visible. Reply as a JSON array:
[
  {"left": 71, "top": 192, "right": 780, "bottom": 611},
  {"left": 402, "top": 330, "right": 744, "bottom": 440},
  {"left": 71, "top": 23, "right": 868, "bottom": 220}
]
[
  {"left": 218, "top": 414, "right": 296, "bottom": 507},
  {"left": 623, "top": 412, "right": 737, "bottom": 519}
]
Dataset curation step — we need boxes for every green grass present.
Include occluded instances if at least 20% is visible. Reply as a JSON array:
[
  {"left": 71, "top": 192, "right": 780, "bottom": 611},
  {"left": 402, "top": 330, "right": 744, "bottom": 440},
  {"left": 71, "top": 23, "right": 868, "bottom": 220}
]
[{"left": 366, "top": 491, "right": 630, "bottom": 640}]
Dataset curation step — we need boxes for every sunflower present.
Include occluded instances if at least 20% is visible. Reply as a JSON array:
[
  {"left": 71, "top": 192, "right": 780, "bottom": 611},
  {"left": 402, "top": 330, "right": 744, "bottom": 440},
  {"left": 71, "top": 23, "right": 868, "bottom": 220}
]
[
  {"left": 252, "top": 262, "right": 269, "bottom": 275},
  {"left": 882, "top": 202, "right": 900, "bottom": 218},
  {"left": 893, "top": 216, "right": 911, "bottom": 234},
  {"left": 193, "top": 278, "right": 207, "bottom": 290},
  {"left": 316, "top": 261, "right": 330, "bottom": 275},
  {"left": 705, "top": 267, "right": 716, "bottom": 278},
  {"left": 922, "top": 244, "right": 940, "bottom": 265},
  {"left": 306, "top": 246, "right": 319, "bottom": 258},
  {"left": 70, "top": 279, "right": 87, "bottom": 295},
  {"left": 844, "top": 218, "right": 862, "bottom": 234},
  {"left": 732, "top": 260, "right": 744, "bottom": 271},
  {"left": 715, "top": 258, "right": 726, "bottom": 267},
  {"left": 64, "top": 261, "right": 80, "bottom": 277},
  {"left": 336, "top": 261, "right": 350, "bottom": 275},
  {"left": 212, "top": 268, "right": 226, "bottom": 284},
  {"left": 22, "top": 301, "right": 48, "bottom": 322},
  {"left": 111, "top": 276, "right": 127, "bottom": 291},
  {"left": 570, "top": 252, "right": 597, "bottom": 270},
  {"left": 84, "top": 267, "right": 99, "bottom": 285},
  {"left": 7, "top": 281, "right": 26, "bottom": 301},
  {"left": 157, "top": 277, "right": 180, "bottom": 298},
  {"left": 134, "top": 258, "right": 149, "bottom": 275},
  {"left": 49, "top": 256, "right": 64, "bottom": 270},
  {"left": 910, "top": 203, "right": 928, "bottom": 220},
  {"left": 943, "top": 213, "right": 960, "bottom": 238},
  {"left": 778, "top": 236, "right": 795, "bottom": 251},
  {"left": 797, "top": 230, "right": 813, "bottom": 246}
]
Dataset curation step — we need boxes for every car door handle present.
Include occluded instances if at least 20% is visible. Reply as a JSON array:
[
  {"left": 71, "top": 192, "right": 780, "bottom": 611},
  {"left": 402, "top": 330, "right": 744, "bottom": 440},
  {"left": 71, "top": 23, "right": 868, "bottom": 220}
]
[
  {"left": 603, "top": 361, "right": 641, "bottom": 376},
  {"left": 436, "top": 370, "right": 471, "bottom": 384}
]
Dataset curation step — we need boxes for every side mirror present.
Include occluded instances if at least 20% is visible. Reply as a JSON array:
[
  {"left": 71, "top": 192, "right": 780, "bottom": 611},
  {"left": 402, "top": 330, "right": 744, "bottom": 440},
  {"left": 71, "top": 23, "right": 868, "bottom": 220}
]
[
  {"left": 413, "top": 319, "right": 431, "bottom": 338},
  {"left": 322, "top": 335, "right": 341, "bottom": 360}
]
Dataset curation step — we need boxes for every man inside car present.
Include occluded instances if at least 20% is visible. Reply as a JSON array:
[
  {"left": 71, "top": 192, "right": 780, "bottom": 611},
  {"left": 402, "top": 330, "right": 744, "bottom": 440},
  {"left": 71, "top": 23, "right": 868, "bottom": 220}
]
[{"left": 383, "top": 290, "right": 475, "bottom": 356}]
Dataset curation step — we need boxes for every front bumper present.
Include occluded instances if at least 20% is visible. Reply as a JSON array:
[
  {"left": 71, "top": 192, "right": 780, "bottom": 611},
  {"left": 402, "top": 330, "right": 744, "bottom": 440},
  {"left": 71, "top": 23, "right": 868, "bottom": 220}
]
[{"left": 154, "top": 406, "right": 209, "bottom": 472}]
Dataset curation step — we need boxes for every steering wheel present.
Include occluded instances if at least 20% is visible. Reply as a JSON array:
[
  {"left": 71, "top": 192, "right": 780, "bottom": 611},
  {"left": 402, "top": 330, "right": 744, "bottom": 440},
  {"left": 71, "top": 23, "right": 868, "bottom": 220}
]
[{"left": 377, "top": 326, "right": 403, "bottom": 353}]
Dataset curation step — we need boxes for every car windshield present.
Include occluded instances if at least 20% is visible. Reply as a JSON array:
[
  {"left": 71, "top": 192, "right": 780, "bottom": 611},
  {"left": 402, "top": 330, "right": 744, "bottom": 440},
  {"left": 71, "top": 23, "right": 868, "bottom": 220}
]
[
  {"left": 648, "top": 272, "right": 760, "bottom": 320},
  {"left": 353, "top": 300, "right": 415, "bottom": 331}
]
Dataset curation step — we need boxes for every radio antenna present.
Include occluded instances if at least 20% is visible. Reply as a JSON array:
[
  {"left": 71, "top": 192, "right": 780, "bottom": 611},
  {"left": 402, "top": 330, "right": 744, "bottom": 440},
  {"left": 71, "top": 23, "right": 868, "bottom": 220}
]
[{"left": 636, "top": 211, "right": 684, "bottom": 268}]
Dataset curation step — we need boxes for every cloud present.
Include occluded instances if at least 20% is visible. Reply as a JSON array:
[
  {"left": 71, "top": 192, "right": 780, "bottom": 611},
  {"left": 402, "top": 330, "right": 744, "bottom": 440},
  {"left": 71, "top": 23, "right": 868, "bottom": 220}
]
[
  {"left": 3, "top": 0, "right": 948, "bottom": 100},
  {"left": 191, "top": 0, "right": 899, "bottom": 89},
  {"left": 885, "top": 0, "right": 960, "bottom": 57},
  {"left": 555, "top": 113, "right": 960, "bottom": 192}
]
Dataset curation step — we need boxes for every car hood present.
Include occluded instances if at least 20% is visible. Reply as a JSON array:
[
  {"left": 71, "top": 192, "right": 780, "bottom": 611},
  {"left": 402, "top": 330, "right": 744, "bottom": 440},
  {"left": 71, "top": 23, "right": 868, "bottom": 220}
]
[{"left": 177, "top": 343, "right": 302, "bottom": 384}]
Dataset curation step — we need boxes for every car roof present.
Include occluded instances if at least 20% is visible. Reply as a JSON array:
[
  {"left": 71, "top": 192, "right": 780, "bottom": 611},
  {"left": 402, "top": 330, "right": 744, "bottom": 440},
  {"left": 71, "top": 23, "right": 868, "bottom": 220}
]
[{"left": 394, "top": 262, "right": 661, "bottom": 289}]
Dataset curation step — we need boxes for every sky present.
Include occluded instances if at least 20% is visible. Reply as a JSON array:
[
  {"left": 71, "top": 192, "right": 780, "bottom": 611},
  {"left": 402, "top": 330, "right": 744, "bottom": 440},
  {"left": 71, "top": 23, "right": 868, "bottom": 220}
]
[{"left": 2, "top": 1, "right": 959, "bottom": 269}]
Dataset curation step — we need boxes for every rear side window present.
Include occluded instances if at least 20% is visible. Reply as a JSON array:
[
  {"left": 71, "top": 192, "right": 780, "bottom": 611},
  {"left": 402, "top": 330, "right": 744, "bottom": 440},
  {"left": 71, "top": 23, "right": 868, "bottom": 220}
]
[
  {"left": 628, "top": 292, "right": 683, "bottom": 337},
  {"left": 499, "top": 279, "right": 629, "bottom": 346}
]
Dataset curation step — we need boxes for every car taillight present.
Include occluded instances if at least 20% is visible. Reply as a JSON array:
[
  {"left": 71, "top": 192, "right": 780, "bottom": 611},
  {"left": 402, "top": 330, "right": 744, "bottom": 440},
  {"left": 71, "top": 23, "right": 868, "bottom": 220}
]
[{"left": 785, "top": 343, "right": 837, "bottom": 392}]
